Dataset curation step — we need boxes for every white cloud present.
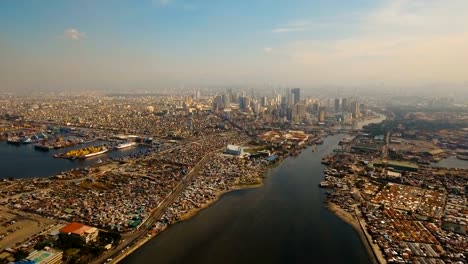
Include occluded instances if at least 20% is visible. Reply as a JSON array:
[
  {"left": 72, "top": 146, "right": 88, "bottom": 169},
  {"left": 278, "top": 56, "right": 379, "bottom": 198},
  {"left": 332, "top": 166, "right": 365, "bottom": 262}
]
[
  {"left": 272, "top": 20, "right": 318, "bottom": 33},
  {"left": 63, "top": 28, "right": 86, "bottom": 40},
  {"left": 272, "top": 27, "right": 310, "bottom": 33},
  {"left": 278, "top": 0, "right": 468, "bottom": 85},
  {"left": 263, "top": 47, "right": 273, "bottom": 53}
]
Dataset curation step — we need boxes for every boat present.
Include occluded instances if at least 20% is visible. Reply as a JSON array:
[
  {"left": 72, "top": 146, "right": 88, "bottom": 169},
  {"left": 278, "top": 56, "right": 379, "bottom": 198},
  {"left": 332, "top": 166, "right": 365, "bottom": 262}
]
[
  {"left": 62, "top": 145, "right": 109, "bottom": 159},
  {"left": 115, "top": 142, "right": 137, "bottom": 150},
  {"left": 81, "top": 147, "right": 109, "bottom": 159},
  {"left": 96, "top": 159, "right": 103, "bottom": 164},
  {"left": 456, "top": 155, "right": 468, "bottom": 161},
  {"left": 7, "top": 137, "right": 21, "bottom": 145},
  {"left": 20, "top": 137, "right": 32, "bottom": 144},
  {"left": 319, "top": 181, "right": 331, "bottom": 187},
  {"left": 34, "top": 144, "right": 53, "bottom": 151}
]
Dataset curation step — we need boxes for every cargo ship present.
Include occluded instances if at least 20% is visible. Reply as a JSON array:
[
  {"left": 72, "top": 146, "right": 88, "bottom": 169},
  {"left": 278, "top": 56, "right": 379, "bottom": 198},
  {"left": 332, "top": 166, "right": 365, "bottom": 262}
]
[
  {"left": 60, "top": 145, "right": 109, "bottom": 159},
  {"left": 115, "top": 142, "right": 137, "bottom": 150},
  {"left": 82, "top": 147, "right": 109, "bottom": 158}
]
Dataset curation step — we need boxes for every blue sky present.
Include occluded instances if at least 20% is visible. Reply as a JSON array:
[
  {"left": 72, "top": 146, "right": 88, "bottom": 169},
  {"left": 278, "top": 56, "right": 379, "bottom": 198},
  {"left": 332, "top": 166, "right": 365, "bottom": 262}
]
[{"left": 1, "top": 0, "right": 468, "bottom": 91}]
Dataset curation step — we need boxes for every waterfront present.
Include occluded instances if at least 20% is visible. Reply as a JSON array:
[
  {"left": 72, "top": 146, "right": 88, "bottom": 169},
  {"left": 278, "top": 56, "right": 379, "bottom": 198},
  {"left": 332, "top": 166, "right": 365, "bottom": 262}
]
[
  {"left": 122, "top": 134, "right": 372, "bottom": 264},
  {"left": 0, "top": 141, "right": 148, "bottom": 178},
  {"left": 433, "top": 156, "right": 468, "bottom": 169}
]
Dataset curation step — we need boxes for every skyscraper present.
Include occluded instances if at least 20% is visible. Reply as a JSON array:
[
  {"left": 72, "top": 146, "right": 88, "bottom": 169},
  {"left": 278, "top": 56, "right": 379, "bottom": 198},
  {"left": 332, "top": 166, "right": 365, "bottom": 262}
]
[
  {"left": 239, "top": 96, "right": 250, "bottom": 111},
  {"left": 351, "top": 101, "right": 360, "bottom": 119},
  {"left": 312, "top": 101, "right": 320, "bottom": 114},
  {"left": 291, "top": 88, "right": 301, "bottom": 105},
  {"left": 318, "top": 106, "right": 327, "bottom": 122},
  {"left": 222, "top": 94, "right": 230, "bottom": 109},
  {"left": 342, "top": 98, "right": 348, "bottom": 112},
  {"left": 334, "top": 98, "right": 341, "bottom": 113}
]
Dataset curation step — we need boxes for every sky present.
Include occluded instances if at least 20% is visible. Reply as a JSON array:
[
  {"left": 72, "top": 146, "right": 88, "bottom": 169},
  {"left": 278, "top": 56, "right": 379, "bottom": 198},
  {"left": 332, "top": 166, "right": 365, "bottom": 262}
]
[{"left": 1, "top": 0, "right": 468, "bottom": 92}]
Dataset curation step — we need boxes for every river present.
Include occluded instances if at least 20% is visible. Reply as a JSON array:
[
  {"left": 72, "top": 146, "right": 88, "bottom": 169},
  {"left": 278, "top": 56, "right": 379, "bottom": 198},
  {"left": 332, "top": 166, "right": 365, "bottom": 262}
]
[
  {"left": 432, "top": 156, "right": 468, "bottom": 169},
  {"left": 122, "top": 134, "right": 371, "bottom": 264}
]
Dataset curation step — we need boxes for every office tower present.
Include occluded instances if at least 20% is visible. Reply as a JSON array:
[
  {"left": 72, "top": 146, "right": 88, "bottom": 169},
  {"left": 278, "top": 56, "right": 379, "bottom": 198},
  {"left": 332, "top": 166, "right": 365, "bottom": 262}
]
[
  {"left": 239, "top": 96, "right": 250, "bottom": 110},
  {"left": 312, "top": 102, "right": 320, "bottom": 113},
  {"left": 222, "top": 94, "right": 230, "bottom": 109},
  {"left": 334, "top": 98, "right": 341, "bottom": 113},
  {"left": 342, "top": 98, "right": 348, "bottom": 112},
  {"left": 280, "top": 96, "right": 287, "bottom": 117},
  {"left": 318, "top": 106, "right": 327, "bottom": 122},
  {"left": 291, "top": 88, "right": 301, "bottom": 105},
  {"left": 213, "top": 95, "right": 223, "bottom": 111},
  {"left": 351, "top": 101, "right": 360, "bottom": 119},
  {"left": 291, "top": 103, "right": 306, "bottom": 122}
]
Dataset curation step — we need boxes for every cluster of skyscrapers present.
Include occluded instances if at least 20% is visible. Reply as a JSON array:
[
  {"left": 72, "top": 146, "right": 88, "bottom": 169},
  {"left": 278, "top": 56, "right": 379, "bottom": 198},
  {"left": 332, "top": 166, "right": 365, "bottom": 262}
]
[{"left": 210, "top": 88, "right": 363, "bottom": 124}]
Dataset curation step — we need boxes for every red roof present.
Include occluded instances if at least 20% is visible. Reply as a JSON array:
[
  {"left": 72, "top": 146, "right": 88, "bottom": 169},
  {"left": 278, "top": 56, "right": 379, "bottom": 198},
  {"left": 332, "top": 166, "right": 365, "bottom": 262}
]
[{"left": 59, "top": 222, "right": 85, "bottom": 234}]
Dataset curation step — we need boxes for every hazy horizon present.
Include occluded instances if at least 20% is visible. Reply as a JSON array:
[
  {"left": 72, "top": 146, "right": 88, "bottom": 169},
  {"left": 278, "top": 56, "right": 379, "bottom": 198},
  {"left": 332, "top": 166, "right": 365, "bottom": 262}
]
[{"left": 1, "top": 0, "right": 468, "bottom": 94}]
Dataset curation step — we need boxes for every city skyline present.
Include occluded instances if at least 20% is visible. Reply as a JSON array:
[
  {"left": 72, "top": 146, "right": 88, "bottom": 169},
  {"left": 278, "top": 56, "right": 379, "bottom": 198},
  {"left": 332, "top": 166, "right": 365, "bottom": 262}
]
[{"left": 1, "top": 0, "right": 468, "bottom": 93}]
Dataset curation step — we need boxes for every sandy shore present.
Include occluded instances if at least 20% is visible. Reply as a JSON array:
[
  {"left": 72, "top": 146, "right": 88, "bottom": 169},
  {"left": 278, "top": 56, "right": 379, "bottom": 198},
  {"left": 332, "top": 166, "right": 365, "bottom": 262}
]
[{"left": 328, "top": 202, "right": 386, "bottom": 264}]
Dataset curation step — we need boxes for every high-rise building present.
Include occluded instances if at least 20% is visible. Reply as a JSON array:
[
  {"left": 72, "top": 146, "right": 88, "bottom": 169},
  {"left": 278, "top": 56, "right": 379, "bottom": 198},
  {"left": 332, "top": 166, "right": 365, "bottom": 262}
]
[
  {"left": 312, "top": 102, "right": 320, "bottom": 113},
  {"left": 291, "top": 88, "right": 301, "bottom": 105},
  {"left": 290, "top": 103, "right": 306, "bottom": 122},
  {"left": 280, "top": 96, "right": 288, "bottom": 117},
  {"left": 222, "top": 94, "right": 230, "bottom": 109},
  {"left": 351, "top": 101, "right": 360, "bottom": 119},
  {"left": 342, "top": 98, "right": 348, "bottom": 112},
  {"left": 334, "top": 98, "right": 341, "bottom": 113},
  {"left": 239, "top": 96, "right": 250, "bottom": 110},
  {"left": 318, "top": 106, "right": 327, "bottom": 122},
  {"left": 213, "top": 95, "right": 223, "bottom": 111}
]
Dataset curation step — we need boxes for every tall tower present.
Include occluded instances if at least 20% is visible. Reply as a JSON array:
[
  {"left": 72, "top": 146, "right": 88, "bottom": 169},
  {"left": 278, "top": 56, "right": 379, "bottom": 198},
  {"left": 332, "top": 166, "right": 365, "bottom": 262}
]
[
  {"left": 318, "top": 106, "right": 327, "bottom": 122},
  {"left": 291, "top": 88, "right": 301, "bottom": 105},
  {"left": 351, "top": 101, "right": 360, "bottom": 119},
  {"left": 334, "top": 98, "right": 341, "bottom": 113},
  {"left": 342, "top": 98, "right": 348, "bottom": 112}
]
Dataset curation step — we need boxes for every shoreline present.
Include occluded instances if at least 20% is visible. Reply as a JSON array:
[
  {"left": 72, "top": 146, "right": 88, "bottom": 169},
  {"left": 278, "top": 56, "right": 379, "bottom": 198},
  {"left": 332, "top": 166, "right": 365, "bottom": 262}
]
[
  {"left": 327, "top": 202, "right": 385, "bottom": 264},
  {"left": 178, "top": 182, "right": 264, "bottom": 221},
  {"left": 112, "top": 181, "right": 265, "bottom": 264}
]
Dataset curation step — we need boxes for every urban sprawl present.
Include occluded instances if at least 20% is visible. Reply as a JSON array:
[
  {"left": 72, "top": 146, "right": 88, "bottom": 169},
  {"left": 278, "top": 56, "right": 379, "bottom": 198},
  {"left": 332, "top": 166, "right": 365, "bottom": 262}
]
[{"left": 0, "top": 90, "right": 466, "bottom": 264}]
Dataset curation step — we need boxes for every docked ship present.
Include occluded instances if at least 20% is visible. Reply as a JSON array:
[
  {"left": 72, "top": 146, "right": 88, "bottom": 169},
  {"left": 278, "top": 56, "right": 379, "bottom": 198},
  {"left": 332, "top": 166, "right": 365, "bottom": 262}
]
[
  {"left": 456, "top": 154, "right": 468, "bottom": 161},
  {"left": 81, "top": 147, "right": 109, "bottom": 159},
  {"left": 34, "top": 143, "right": 53, "bottom": 151},
  {"left": 20, "top": 137, "right": 32, "bottom": 144},
  {"left": 63, "top": 145, "right": 109, "bottom": 159},
  {"left": 115, "top": 141, "right": 137, "bottom": 150},
  {"left": 7, "top": 137, "right": 21, "bottom": 145}
]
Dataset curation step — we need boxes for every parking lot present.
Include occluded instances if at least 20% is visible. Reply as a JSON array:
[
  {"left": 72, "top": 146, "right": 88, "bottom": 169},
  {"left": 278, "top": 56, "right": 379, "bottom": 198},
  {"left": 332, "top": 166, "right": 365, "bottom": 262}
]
[{"left": 0, "top": 207, "right": 55, "bottom": 250}]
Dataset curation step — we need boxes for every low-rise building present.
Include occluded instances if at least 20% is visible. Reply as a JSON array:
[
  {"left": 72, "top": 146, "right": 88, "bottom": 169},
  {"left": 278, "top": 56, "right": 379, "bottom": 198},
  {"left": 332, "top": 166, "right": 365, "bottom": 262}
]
[
  {"left": 59, "top": 222, "right": 99, "bottom": 245},
  {"left": 225, "top": 144, "right": 244, "bottom": 156},
  {"left": 26, "top": 248, "right": 63, "bottom": 264}
]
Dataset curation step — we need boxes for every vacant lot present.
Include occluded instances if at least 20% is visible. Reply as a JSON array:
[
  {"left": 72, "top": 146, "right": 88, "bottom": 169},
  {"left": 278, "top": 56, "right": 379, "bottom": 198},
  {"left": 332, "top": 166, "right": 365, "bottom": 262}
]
[{"left": 0, "top": 207, "right": 55, "bottom": 250}]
